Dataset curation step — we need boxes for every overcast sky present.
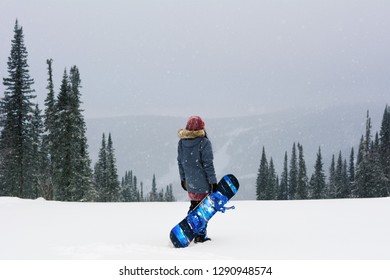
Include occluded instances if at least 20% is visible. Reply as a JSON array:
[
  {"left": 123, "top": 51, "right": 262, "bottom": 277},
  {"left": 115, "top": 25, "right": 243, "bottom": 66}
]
[{"left": 1, "top": 0, "right": 389, "bottom": 119}]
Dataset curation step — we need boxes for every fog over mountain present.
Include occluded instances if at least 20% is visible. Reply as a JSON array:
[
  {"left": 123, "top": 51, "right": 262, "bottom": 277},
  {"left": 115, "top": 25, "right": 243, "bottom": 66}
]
[{"left": 86, "top": 103, "right": 386, "bottom": 200}]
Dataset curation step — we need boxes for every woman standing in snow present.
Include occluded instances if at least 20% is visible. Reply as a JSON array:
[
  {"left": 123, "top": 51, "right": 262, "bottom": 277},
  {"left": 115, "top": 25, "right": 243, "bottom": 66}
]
[{"left": 177, "top": 116, "right": 218, "bottom": 243}]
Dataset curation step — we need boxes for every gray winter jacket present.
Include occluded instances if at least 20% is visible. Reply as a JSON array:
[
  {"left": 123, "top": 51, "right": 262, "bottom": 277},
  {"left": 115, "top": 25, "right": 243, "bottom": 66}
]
[{"left": 177, "top": 129, "right": 217, "bottom": 194}]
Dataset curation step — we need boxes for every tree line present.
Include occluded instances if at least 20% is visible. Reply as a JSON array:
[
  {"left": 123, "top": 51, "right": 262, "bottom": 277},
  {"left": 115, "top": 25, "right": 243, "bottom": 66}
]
[
  {"left": 256, "top": 107, "right": 390, "bottom": 200},
  {"left": 0, "top": 21, "right": 174, "bottom": 202}
]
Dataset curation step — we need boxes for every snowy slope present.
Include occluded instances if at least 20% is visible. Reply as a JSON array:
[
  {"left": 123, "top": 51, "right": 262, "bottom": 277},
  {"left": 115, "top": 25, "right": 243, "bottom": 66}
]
[{"left": 1, "top": 197, "right": 389, "bottom": 260}]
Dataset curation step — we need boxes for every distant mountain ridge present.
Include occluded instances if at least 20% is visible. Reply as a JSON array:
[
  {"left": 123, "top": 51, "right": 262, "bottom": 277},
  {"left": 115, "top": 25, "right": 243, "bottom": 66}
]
[{"left": 86, "top": 103, "right": 385, "bottom": 200}]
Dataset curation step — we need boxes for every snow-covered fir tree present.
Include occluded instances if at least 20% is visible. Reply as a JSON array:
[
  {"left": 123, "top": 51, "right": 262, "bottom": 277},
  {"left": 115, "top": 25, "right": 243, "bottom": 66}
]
[
  {"left": 0, "top": 20, "right": 38, "bottom": 198},
  {"left": 255, "top": 147, "right": 268, "bottom": 200},
  {"left": 51, "top": 67, "right": 94, "bottom": 201},
  {"left": 379, "top": 105, "right": 390, "bottom": 195},
  {"left": 327, "top": 155, "right": 336, "bottom": 198},
  {"left": 278, "top": 152, "right": 288, "bottom": 200},
  {"left": 149, "top": 174, "right": 158, "bottom": 201},
  {"left": 94, "top": 133, "right": 120, "bottom": 202},
  {"left": 310, "top": 147, "right": 326, "bottom": 199},
  {"left": 355, "top": 112, "right": 388, "bottom": 198},
  {"left": 121, "top": 170, "right": 142, "bottom": 202},
  {"left": 288, "top": 143, "right": 298, "bottom": 200},
  {"left": 296, "top": 143, "right": 308, "bottom": 200},
  {"left": 267, "top": 158, "right": 277, "bottom": 200}
]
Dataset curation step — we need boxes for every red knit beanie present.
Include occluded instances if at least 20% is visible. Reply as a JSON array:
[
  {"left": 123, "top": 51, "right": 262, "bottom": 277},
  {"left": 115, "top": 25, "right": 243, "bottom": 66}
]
[{"left": 186, "top": 116, "right": 205, "bottom": 131}]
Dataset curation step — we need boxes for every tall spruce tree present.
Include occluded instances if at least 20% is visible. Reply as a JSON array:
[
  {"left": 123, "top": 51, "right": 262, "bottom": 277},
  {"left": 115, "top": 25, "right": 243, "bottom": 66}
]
[
  {"left": 94, "top": 133, "right": 108, "bottom": 200},
  {"left": 334, "top": 152, "right": 344, "bottom": 198},
  {"left": 150, "top": 174, "right": 158, "bottom": 201},
  {"left": 296, "top": 143, "right": 308, "bottom": 200},
  {"left": 335, "top": 152, "right": 350, "bottom": 198},
  {"left": 310, "top": 147, "right": 326, "bottom": 199},
  {"left": 105, "top": 133, "right": 120, "bottom": 201},
  {"left": 255, "top": 147, "right": 269, "bottom": 200},
  {"left": 379, "top": 105, "right": 390, "bottom": 196},
  {"left": 0, "top": 21, "right": 38, "bottom": 198},
  {"left": 121, "top": 170, "right": 140, "bottom": 202},
  {"left": 355, "top": 112, "right": 387, "bottom": 197},
  {"left": 288, "top": 143, "right": 298, "bottom": 200},
  {"left": 328, "top": 155, "right": 336, "bottom": 198},
  {"left": 348, "top": 147, "right": 356, "bottom": 197},
  {"left": 278, "top": 152, "right": 288, "bottom": 200},
  {"left": 267, "top": 158, "right": 277, "bottom": 200},
  {"left": 29, "top": 104, "right": 45, "bottom": 198},
  {"left": 53, "top": 67, "right": 93, "bottom": 201},
  {"left": 94, "top": 133, "right": 120, "bottom": 202},
  {"left": 41, "top": 59, "right": 56, "bottom": 200}
]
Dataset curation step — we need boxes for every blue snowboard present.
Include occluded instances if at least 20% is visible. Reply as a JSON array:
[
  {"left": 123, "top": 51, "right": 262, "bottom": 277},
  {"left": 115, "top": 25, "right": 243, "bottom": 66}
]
[{"left": 170, "top": 174, "right": 239, "bottom": 248}]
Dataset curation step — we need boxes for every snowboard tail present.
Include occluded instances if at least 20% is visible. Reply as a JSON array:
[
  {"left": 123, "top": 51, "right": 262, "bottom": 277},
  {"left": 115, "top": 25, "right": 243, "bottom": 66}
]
[{"left": 170, "top": 174, "right": 239, "bottom": 248}]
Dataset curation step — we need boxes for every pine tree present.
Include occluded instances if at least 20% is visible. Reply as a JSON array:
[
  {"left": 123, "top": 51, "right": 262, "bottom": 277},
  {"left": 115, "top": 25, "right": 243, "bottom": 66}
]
[
  {"left": 51, "top": 67, "right": 94, "bottom": 201},
  {"left": 0, "top": 20, "right": 37, "bottom": 198},
  {"left": 335, "top": 152, "right": 344, "bottom": 198},
  {"left": 328, "top": 155, "right": 336, "bottom": 198},
  {"left": 121, "top": 170, "right": 140, "bottom": 202},
  {"left": 310, "top": 147, "right": 326, "bottom": 199},
  {"left": 355, "top": 112, "right": 387, "bottom": 198},
  {"left": 40, "top": 58, "right": 56, "bottom": 200},
  {"left": 29, "top": 104, "right": 45, "bottom": 198},
  {"left": 106, "top": 133, "right": 120, "bottom": 201},
  {"left": 348, "top": 147, "right": 356, "bottom": 197},
  {"left": 150, "top": 174, "right": 158, "bottom": 201},
  {"left": 296, "top": 143, "right": 308, "bottom": 200},
  {"left": 255, "top": 147, "right": 268, "bottom": 200},
  {"left": 266, "top": 158, "right": 277, "bottom": 200},
  {"left": 334, "top": 152, "right": 350, "bottom": 198},
  {"left": 94, "top": 133, "right": 108, "bottom": 200},
  {"left": 379, "top": 105, "right": 390, "bottom": 196},
  {"left": 164, "top": 184, "right": 175, "bottom": 201},
  {"left": 288, "top": 143, "right": 298, "bottom": 200},
  {"left": 278, "top": 152, "right": 288, "bottom": 200},
  {"left": 69, "top": 66, "right": 94, "bottom": 201},
  {"left": 93, "top": 133, "right": 120, "bottom": 202}
]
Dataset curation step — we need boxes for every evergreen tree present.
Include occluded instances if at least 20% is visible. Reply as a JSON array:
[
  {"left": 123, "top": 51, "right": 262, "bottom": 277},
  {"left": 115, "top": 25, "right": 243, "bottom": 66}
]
[
  {"left": 51, "top": 68, "right": 93, "bottom": 201},
  {"left": 164, "top": 184, "right": 175, "bottom": 202},
  {"left": 288, "top": 143, "right": 298, "bottom": 200},
  {"left": 328, "top": 155, "right": 336, "bottom": 198},
  {"left": 106, "top": 133, "right": 120, "bottom": 201},
  {"left": 255, "top": 147, "right": 268, "bottom": 200},
  {"left": 310, "top": 147, "right": 326, "bottom": 199},
  {"left": 94, "top": 133, "right": 107, "bottom": 200},
  {"left": 335, "top": 152, "right": 344, "bottom": 198},
  {"left": 69, "top": 66, "right": 94, "bottom": 201},
  {"left": 355, "top": 112, "right": 387, "bottom": 197},
  {"left": 40, "top": 58, "right": 56, "bottom": 200},
  {"left": 0, "top": 20, "right": 37, "bottom": 198},
  {"left": 266, "top": 158, "right": 277, "bottom": 200},
  {"left": 140, "top": 181, "right": 144, "bottom": 202},
  {"left": 379, "top": 105, "right": 390, "bottom": 196},
  {"left": 278, "top": 152, "right": 288, "bottom": 200},
  {"left": 149, "top": 174, "right": 158, "bottom": 201},
  {"left": 334, "top": 152, "right": 350, "bottom": 198},
  {"left": 296, "top": 143, "right": 308, "bottom": 200},
  {"left": 29, "top": 104, "right": 46, "bottom": 198},
  {"left": 94, "top": 133, "right": 120, "bottom": 202},
  {"left": 121, "top": 170, "right": 140, "bottom": 202},
  {"left": 348, "top": 147, "right": 356, "bottom": 197}
]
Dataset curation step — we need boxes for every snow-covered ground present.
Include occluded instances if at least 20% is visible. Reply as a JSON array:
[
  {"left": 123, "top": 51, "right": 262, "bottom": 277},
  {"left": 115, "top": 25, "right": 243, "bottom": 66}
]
[{"left": 0, "top": 196, "right": 389, "bottom": 260}]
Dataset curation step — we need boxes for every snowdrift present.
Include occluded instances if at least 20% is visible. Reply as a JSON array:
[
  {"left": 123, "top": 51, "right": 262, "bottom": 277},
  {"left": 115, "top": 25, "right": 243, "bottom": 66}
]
[{"left": 0, "top": 196, "right": 389, "bottom": 260}]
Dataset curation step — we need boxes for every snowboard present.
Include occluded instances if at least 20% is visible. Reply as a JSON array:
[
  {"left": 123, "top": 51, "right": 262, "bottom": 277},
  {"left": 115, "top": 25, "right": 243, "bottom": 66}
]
[{"left": 170, "top": 174, "right": 239, "bottom": 248}]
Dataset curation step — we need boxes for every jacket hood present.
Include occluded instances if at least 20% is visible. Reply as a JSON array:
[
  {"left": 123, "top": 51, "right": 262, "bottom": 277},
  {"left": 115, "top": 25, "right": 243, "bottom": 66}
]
[{"left": 177, "top": 129, "right": 205, "bottom": 139}]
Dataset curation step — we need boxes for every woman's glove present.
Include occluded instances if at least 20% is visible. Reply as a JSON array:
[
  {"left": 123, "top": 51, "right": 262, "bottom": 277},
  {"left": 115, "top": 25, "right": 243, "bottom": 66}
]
[{"left": 181, "top": 180, "right": 187, "bottom": 191}]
